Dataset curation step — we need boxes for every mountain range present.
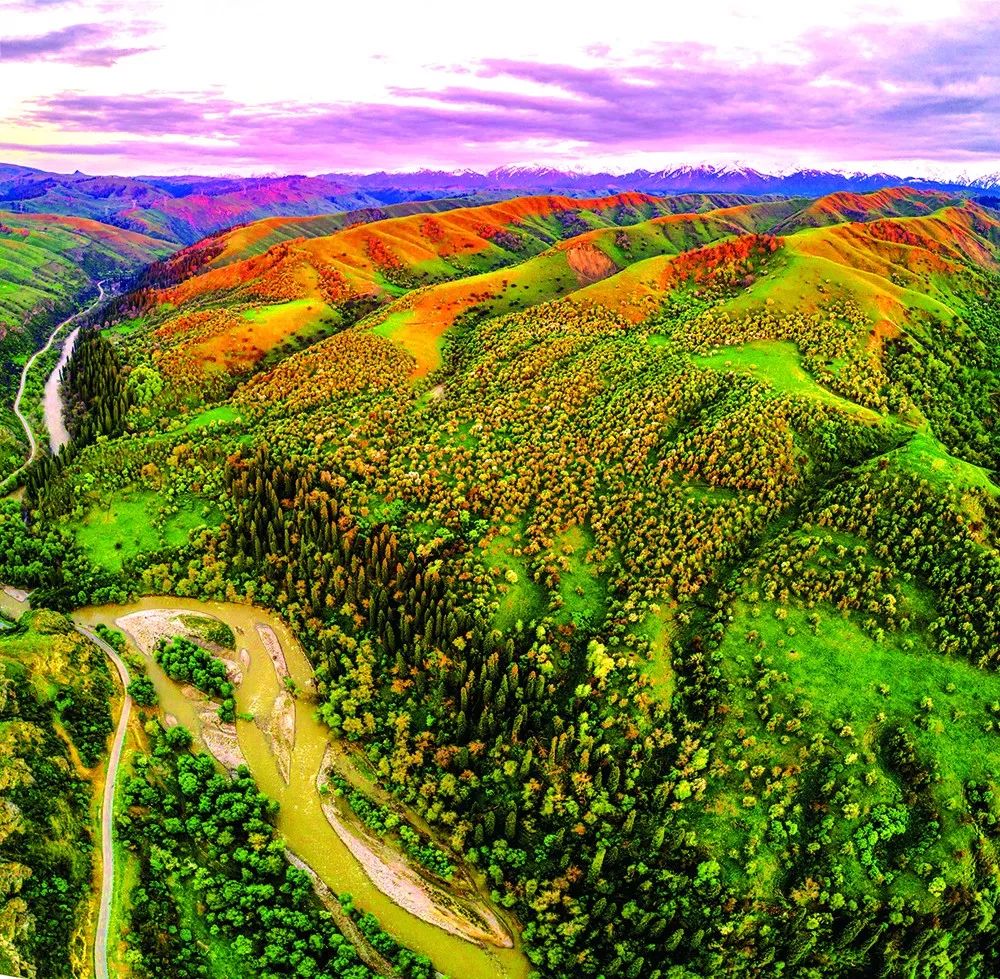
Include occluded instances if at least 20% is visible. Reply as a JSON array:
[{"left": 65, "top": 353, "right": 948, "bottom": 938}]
[
  {"left": 324, "top": 163, "right": 1000, "bottom": 196},
  {"left": 2, "top": 161, "right": 999, "bottom": 246}
]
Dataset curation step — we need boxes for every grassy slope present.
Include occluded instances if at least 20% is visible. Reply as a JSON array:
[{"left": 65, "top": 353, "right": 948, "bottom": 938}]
[
  {"left": 201, "top": 190, "right": 766, "bottom": 270},
  {"left": 362, "top": 199, "right": 808, "bottom": 374},
  {"left": 200, "top": 195, "right": 512, "bottom": 266},
  {"left": 0, "top": 213, "right": 170, "bottom": 478},
  {"left": 114, "top": 187, "right": 1000, "bottom": 412},
  {"left": 0, "top": 212, "right": 168, "bottom": 323},
  {"left": 771, "top": 186, "right": 968, "bottom": 231},
  {"left": 699, "top": 592, "right": 1000, "bottom": 900}
]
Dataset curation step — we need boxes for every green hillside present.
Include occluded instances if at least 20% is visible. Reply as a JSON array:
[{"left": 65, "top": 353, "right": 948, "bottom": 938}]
[
  {"left": 0, "top": 213, "right": 170, "bottom": 478},
  {"left": 4, "top": 187, "right": 1000, "bottom": 978}
]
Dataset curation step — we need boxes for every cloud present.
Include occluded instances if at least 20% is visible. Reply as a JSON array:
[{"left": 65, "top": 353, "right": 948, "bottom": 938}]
[
  {"left": 0, "top": 22, "right": 153, "bottom": 66},
  {"left": 5, "top": 1, "right": 85, "bottom": 8},
  {"left": 20, "top": 93, "right": 244, "bottom": 133},
  {"left": 5, "top": 9, "right": 999, "bottom": 170},
  {"left": 0, "top": 138, "right": 135, "bottom": 156}
]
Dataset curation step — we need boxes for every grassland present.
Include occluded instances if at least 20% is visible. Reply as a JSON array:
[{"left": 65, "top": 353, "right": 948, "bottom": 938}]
[
  {"left": 480, "top": 530, "right": 544, "bottom": 631},
  {"left": 693, "top": 339, "right": 880, "bottom": 418},
  {"left": 72, "top": 489, "right": 220, "bottom": 573}
]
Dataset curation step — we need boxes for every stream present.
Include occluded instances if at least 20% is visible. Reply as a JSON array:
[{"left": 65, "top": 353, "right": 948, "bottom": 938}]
[
  {"left": 5, "top": 280, "right": 103, "bottom": 490},
  {"left": 43, "top": 324, "right": 81, "bottom": 454},
  {"left": 74, "top": 596, "right": 529, "bottom": 979}
]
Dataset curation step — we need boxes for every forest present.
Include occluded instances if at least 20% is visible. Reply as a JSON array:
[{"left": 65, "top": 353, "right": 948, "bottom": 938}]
[
  {"left": 0, "top": 610, "right": 113, "bottom": 978},
  {"left": 118, "top": 724, "right": 436, "bottom": 979},
  {"left": 1, "top": 186, "right": 999, "bottom": 977}
]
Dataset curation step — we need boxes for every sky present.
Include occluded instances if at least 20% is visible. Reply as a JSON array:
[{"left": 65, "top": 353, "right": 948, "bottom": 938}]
[{"left": 1, "top": 0, "right": 999, "bottom": 177}]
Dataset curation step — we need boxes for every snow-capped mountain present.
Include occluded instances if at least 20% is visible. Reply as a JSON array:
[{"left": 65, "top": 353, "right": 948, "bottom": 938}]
[
  {"left": 319, "top": 164, "right": 1000, "bottom": 197},
  {"left": 3, "top": 161, "right": 999, "bottom": 246}
]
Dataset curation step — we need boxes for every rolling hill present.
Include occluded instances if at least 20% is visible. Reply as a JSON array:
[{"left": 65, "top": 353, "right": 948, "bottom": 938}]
[
  {"left": 6, "top": 184, "right": 1000, "bottom": 978},
  {"left": 102, "top": 191, "right": 776, "bottom": 388},
  {"left": 101, "top": 186, "right": 996, "bottom": 387}
]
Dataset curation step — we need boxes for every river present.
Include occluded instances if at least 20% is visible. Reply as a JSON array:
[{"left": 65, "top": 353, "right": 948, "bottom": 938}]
[
  {"left": 43, "top": 324, "right": 81, "bottom": 454},
  {"left": 75, "top": 596, "right": 529, "bottom": 979}
]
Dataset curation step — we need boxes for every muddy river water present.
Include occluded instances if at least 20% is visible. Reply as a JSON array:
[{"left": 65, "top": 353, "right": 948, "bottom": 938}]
[
  {"left": 75, "top": 596, "right": 529, "bottom": 979},
  {"left": 43, "top": 325, "right": 80, "bottom": 454}
]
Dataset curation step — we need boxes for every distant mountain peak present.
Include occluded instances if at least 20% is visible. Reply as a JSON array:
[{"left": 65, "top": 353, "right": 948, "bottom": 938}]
[{"left": 3, "top": 159, "right": 998, "bottom": 248}]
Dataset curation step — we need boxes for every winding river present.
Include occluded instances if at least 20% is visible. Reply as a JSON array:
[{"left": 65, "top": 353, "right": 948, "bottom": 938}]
[
  {"left": 43, "top": 323, "right": 82, "bottom": 454},
  {"left": 75, "top": 596, "right": 529, "bottom": 979},
  {"left": 7, "top": 280, "right": 104, "bottom": 483}
]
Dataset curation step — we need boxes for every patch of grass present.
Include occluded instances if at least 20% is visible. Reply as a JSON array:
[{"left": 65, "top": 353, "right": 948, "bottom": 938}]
[
  {"left": 179, "top": 614, "right": 235, "bottom": 650},
  {"left": 553, "top": 525, "right": 607, "bottom": 628},
  {"left": 701, "top": 597, "right": 1000, "bottom": 902},
  {"left": 634, "top": 603, "right": 676, "bottom": 703},
  {"left": 103, "top": 316, "right": 147, "bottom": 336},
  {"left": 372, "top": 309, "right": 417, "bottom": 343},
  {"left": 890, "top": 430, "right": 999, "bottom": 494},
  {"left": 173, "top": 876, "right": 247, "bottom": 979},
  {"left": 107, "top": 815, "right": 140, "bottom": 976},
  {"left": 174, "top": 404, "right": 243, "bottom": 434},
  {"left": 480, "top": 532, "right": 543, "bottom": 631},
  {"left": 693, "top": 339, "right": 878, "bottom": 418},
  {"left": 72, "top": 489, "right": 220, "bottom": 572},
  {"left": 179, "top": 298, "right": 339, "bottom": 376}
]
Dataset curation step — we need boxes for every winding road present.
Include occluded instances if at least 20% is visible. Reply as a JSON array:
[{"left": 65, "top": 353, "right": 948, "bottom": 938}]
[
  {"left": 7, "top": 279, "right": 105, "bottom": 484},
  {"left": 74, "top": 623, "right": 132, "bottom": 979},
  {"left": 9, "top": 327, "right": 129, "bottom": 979},
  {"left": 8, "top": 277, "right": 122, "bottom": 979}
]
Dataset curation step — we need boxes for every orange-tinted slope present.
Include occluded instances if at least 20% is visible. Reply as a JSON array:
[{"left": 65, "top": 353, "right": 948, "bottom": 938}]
[
  {"left": 363, "top": 201, "right": 802, "bottom": 374},
  {"left": 576, "top": 200, "right": 1000, "bottom": 330},
  {"left": 163, "top": 191, "right": 667, "bottom": 298},
  {"left": 773, "top": 187, "right": 966, "bottom": 232},
  {"left": 150, "top": 189, "right": 771, "bottom": 297},
  {"left": 148, "top": 192, "right": 784, "bottom": 342},
  {"left": 136, "top": 189, "right": 1000, "bottom": 392}
]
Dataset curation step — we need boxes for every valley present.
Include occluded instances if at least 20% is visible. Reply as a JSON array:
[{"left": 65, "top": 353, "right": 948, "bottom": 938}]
[
  {"left": 1, "top": 181, "right": 999, "bottom": 979},
  {"left": 0, "top": 212, "right": 168, "bottom": 483}
]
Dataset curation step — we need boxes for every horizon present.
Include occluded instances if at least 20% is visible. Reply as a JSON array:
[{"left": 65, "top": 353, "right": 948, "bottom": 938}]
[
  {"left": 2, "top": 0, "right": 999, "bottom": 177},
  {"left": 5, "top": 159, "right": 1000, "bottom": 185}
]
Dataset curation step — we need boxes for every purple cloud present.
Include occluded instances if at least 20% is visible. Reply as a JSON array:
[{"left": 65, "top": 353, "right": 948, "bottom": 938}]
[
  {"left": 6, "top": 1, "right": 84, "bottom": 8},
  {"left": 5, "top": 11, "right": 999, "bottom": 170},
  {"left": 1, "top": 22, "right": 153, "bottom": 66},
  {"left": 21, "top": 93, "right": 243, "bottom": 133}
]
